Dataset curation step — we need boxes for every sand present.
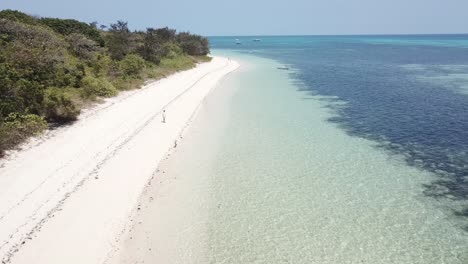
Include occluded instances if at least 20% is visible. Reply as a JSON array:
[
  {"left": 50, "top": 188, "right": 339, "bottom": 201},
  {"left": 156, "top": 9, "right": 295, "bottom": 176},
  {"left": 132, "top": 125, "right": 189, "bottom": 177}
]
[{"left": 0, "top": 56, "right": 239, "bottom": 264}]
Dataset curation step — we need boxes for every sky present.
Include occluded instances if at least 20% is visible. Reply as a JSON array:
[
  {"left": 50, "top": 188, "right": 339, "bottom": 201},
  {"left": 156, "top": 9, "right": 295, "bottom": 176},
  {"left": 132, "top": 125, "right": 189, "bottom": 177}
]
[{"left": 1, "top": 0, "right": 468, "bottom": 36}]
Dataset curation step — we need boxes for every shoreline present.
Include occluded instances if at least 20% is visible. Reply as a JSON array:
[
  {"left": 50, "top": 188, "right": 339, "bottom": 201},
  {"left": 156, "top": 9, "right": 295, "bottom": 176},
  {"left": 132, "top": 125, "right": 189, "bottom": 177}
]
[
  {"left": 0, "top": 57, "right": 239, "bottom": 264},
  {"left": 108, "top": 56, "right": 246, "bottom": 264},
  {"left": 107, "top": 52, "right": 468, "bottom": 263}
]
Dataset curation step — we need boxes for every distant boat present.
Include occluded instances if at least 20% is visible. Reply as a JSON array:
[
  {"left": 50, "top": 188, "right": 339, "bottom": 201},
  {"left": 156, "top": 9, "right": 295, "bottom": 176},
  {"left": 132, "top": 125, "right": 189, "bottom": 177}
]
[
  {"left": 277, "top": 66, "right": 289, "bottom": 70},
  {"left": 253, "top": 39, "right": 261, "bottom": 42},
  {"left": 235, "top": 39, "right": 241, "bottom": 45}
]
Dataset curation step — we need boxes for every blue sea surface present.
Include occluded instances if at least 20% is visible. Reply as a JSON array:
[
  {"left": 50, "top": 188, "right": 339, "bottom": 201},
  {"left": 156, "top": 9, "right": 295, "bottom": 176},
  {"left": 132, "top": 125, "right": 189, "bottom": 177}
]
[{"left": 210, "top": 35, "right": 468, "bottom": 219}]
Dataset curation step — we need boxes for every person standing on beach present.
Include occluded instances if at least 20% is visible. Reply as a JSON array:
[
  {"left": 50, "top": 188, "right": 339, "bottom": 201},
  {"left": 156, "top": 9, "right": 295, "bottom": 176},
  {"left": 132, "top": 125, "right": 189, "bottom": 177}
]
[{"left": 162, "top": 109, "right": 166, "bottom": 123}]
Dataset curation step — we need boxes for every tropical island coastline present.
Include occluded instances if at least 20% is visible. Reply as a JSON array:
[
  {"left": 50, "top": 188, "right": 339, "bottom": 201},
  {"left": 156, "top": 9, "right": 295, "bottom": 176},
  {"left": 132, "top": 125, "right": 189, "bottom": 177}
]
[
  {"left": 0, "top": 10, "right": 211, "bottom": 156},
  {"left": 1, "top": 2, "right": 468, "bottom": 264},
  {"left": 0, "top": 10, "right": 239, "bottom": 264}
]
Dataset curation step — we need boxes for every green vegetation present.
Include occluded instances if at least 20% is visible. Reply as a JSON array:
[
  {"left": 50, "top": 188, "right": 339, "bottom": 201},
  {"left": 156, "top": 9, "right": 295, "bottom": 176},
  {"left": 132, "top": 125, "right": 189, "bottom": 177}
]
[{"left": 0, "top": 10, "right": 211, "bottom": 156}]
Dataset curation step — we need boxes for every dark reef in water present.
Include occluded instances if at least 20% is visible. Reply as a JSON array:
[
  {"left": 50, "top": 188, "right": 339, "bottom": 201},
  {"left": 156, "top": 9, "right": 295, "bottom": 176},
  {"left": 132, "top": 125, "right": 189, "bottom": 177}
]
[
  {"left": 210, "top": 35, "right": 468, "bottom": 229},
  {"left": 288, "top": 43, "right": 468, "bottom": 230}
]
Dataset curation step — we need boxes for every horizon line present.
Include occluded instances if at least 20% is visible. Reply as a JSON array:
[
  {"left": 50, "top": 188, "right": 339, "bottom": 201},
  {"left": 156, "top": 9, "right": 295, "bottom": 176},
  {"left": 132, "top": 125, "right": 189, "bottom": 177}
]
[{"left": 207, "top": 33, "right": 468, "bottom": 38}]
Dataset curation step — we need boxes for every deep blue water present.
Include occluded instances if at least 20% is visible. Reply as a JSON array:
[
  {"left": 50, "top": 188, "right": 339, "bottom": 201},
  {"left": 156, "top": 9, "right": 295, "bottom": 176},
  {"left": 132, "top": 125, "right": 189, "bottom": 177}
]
[{"left": 210, "top": 35, "right": 468, "bottom": 219}]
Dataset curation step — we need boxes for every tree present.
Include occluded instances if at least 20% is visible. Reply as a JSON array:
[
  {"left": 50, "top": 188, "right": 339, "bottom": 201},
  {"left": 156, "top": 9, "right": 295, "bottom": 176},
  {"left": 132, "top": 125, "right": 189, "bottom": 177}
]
[
  {"left": 0, "top": 10, "right": 38, "bottom": 25},
  {"left": 0, "top": 18, "right": 68, "bottom": 114},
  {"left": 177, "top": 32, "right": 210, "bottom": 56},
  {"left": 106, "top": 21, "right": 131, "bottom": 60},
  {"left": 40, "top": 18, "right": 105, "bottom": 46},
  {"left": 137, "top": 28, "right": 166, "bottom": 64},
  {"left": 65, "top": 33, "right": 101, "bottom": 60},
  {"left": 0, "top": 12, "right": 211, "bottom": 154},
  {"left": 119, "top": 54, "right": 146, "bottom": 77},
  {"left": 155, "top": 27, "right": 176, "bottom": 42}
]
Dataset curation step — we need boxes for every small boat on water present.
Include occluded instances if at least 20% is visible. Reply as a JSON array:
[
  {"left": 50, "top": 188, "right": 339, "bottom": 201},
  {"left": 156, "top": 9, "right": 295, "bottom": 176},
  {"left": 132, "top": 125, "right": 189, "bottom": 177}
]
[
  {"left": 235, "top": 39, "right": 241, "bottom": 45},
  {"left": 253, "top": 39, "right": 261, "bottom": 42},
  {"left": 277, "top": 66, "right": 290, "bottom": 70}
]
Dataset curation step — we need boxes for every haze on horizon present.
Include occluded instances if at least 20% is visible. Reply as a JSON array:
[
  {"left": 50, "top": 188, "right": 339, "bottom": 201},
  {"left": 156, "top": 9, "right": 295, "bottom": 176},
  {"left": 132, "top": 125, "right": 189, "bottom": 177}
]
[{"left": 1, "top": 0, "right": 467, "bottom": 36}]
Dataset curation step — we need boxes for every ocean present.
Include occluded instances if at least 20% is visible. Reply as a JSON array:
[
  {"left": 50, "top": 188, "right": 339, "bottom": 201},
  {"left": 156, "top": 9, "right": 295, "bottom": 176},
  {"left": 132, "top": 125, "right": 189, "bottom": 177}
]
[
  {"left": 210, "top": 35, "right": 468, "bottom": 227},
  {"left": 123, "top": 35, "right": 468, "bottom": 263}
]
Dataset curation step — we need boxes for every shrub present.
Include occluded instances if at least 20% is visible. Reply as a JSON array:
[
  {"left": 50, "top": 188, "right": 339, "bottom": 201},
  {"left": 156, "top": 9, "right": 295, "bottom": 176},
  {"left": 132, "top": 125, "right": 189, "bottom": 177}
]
[
  {"left": 0, "top": 13, "right": 211, "bottom": 154},
  {"left": 154, "top": 27, "right": 176, "bottom": 41},
  {"left": 111, "top": 77, "right": 144, "bottom": 91},
  {"left": 160, "top": 55, "right": 194, "bottom": 70},
  {"left": 66, "top": 33, "right": 101, "bottom": 60},
  {"left": 106, "top": 21, "right": 131, "bottom": 60},
  {"left": 0, "top": 113, "right": 47, "bottom": 155},
  {"left": 164, "top": 42, "right": 183, "bottom": 59},
  {"left": 0, "top": 10, "right": 39, "bottom": 25},
  {"left": 81, "top": 76, "right": 118, "bottom": 98},
  {"left": 0, "top": 18, "right": 68, "bottom": 87},
  {"left": 136, "top": 27, "right": 178, "bottom": 64},
  {"left": 177, "top": 32, "right": 210, "bottom": 56},
  {"left": 91, "top": 54, "right": 112, "bottom": 78},
  {"left": 43, "top": 88, "right": 80, "bottom": 122},
  {"left": 40, "top": 18, "right": 105, "bottom": 46},
  {"left": 137, "top": 28, "right": 164, "bottom": 64},
  {"left": 0, "top": 62, "right": 22, "bottom": 118},
  {"left": 119, "top": 54, "right": 145, "bottom": 78},
  {"left": 15, "top": 79, "right": 45, "bottom": 115},
  {"left": 54, "top": 62, "right": 86, "bottom": 88}
]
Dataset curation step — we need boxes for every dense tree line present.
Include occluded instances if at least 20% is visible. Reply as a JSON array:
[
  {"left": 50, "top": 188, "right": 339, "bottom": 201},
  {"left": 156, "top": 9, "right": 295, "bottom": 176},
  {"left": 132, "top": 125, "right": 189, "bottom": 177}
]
[{"left": 0, "top": 10, "right": 211, "bottom": 155}]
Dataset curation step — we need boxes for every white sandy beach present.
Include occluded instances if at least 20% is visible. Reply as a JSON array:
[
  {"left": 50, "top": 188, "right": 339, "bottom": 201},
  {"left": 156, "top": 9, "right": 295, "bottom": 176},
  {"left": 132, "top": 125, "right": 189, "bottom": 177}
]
[{"left": 0, "top": 56, "right": 239, "bottom": 264}]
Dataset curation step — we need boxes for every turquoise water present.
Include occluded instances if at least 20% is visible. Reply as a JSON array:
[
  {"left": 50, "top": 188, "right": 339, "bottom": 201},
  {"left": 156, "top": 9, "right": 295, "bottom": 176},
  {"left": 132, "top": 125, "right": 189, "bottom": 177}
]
[
  {"left": 194, "top": 53, "right": 468, "bottom": 263},
  {"left": 124, "top": 36, "right": 468, "bottom": 263},
  {"left": 211, "top": 36, "right": 468, "bottom": 223},
  {"left": 132, "top": 49, "right": 468, "bottom": 263}
]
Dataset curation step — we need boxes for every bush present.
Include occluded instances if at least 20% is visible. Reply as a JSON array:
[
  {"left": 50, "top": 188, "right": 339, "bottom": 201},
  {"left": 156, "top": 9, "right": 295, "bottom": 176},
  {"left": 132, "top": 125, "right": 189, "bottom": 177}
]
[
  {"left": 0, "top": 113, "right": 47, "bottom": 155},
  {"left": 160, "top": 54, "right": 194, "bottom": 70},
  {"left": 43, "top": 88, "right": 80, "bottom": 122},
  {"left": 0, "top": 18, "right": 68, "bottom": 87},
  {"left": 0, "top": 13, "right": 211, "bottom": 154},
  {"left": 81, "top": 76, "right": 118, "bottom": 98},
  {"left": 0, "top": 62, "right": 23, "bottom": 118},
  {"left": 136, "top": 27, "right": 178, "bottom": 64},
  {"left": 119, "top": 54, "right": 145, "bottom": 78},
  {"left": 106, "top": 21, "right": 131, "bottom": 60},
  {"left": 54, "top": 62, "right": 86, "bottom": 88},
  {"left": 40, "top": 18, "right": 105, "bottom": 46},
  {"left": 0, "top": 10, "right": 39, "bottom": 25},
  {"left": 177, "top": 32, "right": 210, "bottom": 56},
  {"left": 66, "top": 33, "right": 101, "bottom": 60},
  {"left": 91, "top": 54, "right": 112, "bottom": 77},
  {"left": 154, "top": 27, "right": 176, "bottom": 41},
  {"left": 164, "top": 43, "right": 183, "bottom": 59},
  {"left": 137, "top": 28, "right": 164, "bottom": 64}
]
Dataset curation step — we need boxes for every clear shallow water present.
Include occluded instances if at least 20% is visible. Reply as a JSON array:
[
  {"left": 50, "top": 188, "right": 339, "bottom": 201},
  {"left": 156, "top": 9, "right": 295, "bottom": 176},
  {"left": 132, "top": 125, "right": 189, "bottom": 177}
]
[
  {"left": 206, "top": 35, "right": 468, "bottom": 263},
  {"left": 197, "top": 54, "right": 468, "bottom": 263},
  {"left": 130, "top": 50, "right": 468, "bottom": 263},
  {"left": 211, "top": 35, "right": 468, "bottom": 224},
  {"left": 121, "top": 36, "right": 468, "bottom": 263}
]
